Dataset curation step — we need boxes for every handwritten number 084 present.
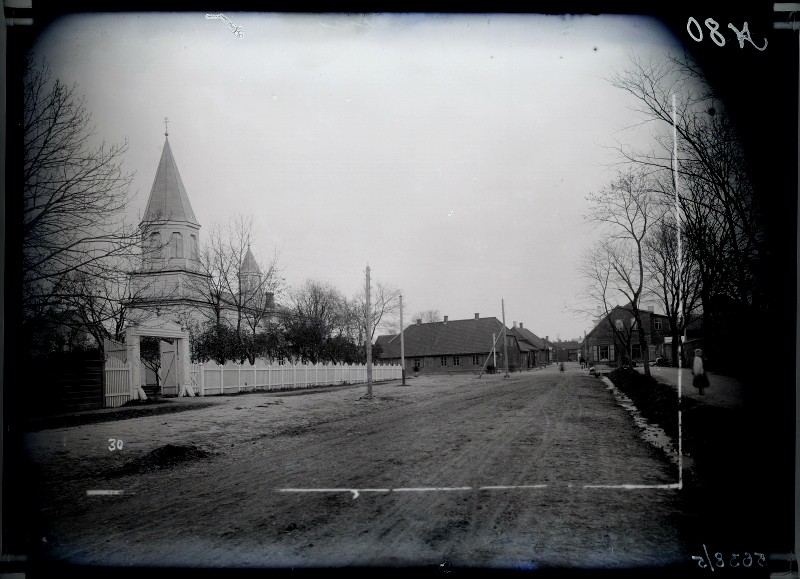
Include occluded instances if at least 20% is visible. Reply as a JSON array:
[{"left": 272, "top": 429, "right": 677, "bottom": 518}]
[{"left": 687, "top": 17, "right": 768, "bottom": 51}]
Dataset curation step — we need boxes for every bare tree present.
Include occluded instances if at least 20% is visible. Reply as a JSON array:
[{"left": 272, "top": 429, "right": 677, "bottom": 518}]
[
  {"left": 189, "top": 222, "right": 237, "bottom": 327},
  {"left": 58, "top": 255, "right": 172, "bottom": 349},
  {"left": 608, "top": 54, "right": 764, "bottom": 367},
  {"left": 353, "top": 280, "right": 402, "bottom": 344},
  {"left": 578, "top": 243, "right": 638, "bottom": 366},
  {"left": 643, "top": 214, "right": 703, "bottom": 366},
  {"left": 284, "top": 279, "right": 348, "bottom": 364},
  {"left": 584, "top": 167, "right": 659, "bottom": 377},
  {"left": 22, "top": 61, "right": 153, "bottom": 334},
  {"left": 187, "top": 215, "right": 283, "bottom": 363}
]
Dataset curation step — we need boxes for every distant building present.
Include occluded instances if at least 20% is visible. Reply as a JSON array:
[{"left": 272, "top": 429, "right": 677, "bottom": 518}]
[
  {"left": 508, "top": 322, "right": 550, "bottom": 367},
  {"left": 551, "top": 340, "right": 581, "bottom": 362},
  {"left": 581, "top": 304, "right": 671, "bottom": 366},
  {"left": 377, "top": 314, "right": 521, "bottom": 373}
]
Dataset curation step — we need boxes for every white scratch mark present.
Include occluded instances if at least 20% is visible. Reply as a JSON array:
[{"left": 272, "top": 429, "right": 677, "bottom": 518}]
[
  {"left": 583, "top": 483, "right": 681, "bottom": 489},
  {"left": 392, "top": 487, "right": 472, "bottom": 492},
  {"left": 479, "top": 485, "right": 549, "bottom": 489},
  {"left": 205, "top": 13, "right": 243, "bottom": 38},
  {"left": 86, "top": 490, "right": 125, "bottom": 496}
]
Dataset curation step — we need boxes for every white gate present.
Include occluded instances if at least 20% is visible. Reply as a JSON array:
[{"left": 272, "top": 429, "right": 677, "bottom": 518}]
[{"left": 160, "top": 339, "right": 178, "bottom": 396}]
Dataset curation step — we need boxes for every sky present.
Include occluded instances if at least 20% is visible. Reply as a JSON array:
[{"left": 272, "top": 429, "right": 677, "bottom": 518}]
[{"left": 29, "top": 12, "right": 686, "bottom": 341}]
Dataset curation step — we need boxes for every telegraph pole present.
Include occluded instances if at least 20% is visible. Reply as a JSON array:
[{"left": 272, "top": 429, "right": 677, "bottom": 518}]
[
  {"left": 400, "top": 294, "right": 405, "bottom": 385},
  {"left": 365, "top": 265, "right": 372, "bottom": 397},
  {"left": 501, "top": 299, "right": 509, "bottom": 378}
]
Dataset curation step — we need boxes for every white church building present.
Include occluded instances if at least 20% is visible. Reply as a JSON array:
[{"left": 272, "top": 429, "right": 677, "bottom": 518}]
[
  {"left": 128, "top": 129, "right": 268, "bottom": 327},
  {"left": 118, "top": 128, "right": 271, "bottom": 395}
]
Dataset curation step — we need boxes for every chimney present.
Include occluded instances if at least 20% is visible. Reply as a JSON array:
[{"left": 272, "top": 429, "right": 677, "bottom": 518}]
[
  {"left": 443, "top": 316, "right": 448, "bottom": 323},
  {"left": 519, "top": 322, "right": 524, "bottom": 329},
  {"left": 416, "top": 318, "right": 421, "bottom": 325},
  {"left": 545, "top": 335, "right": 549, "bottom": 341},
  {"left": 474, "top": 313, "right": 479, "bottom": 319}
]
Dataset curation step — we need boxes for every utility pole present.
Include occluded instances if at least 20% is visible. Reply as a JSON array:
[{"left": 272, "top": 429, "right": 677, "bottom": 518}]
[
  {"left": 365, "top": 265, "right": 372, "bottom": 397},
  {"left": 492, "top": 333, "right": 497, "bottom": 368},
  {"left": 501, "top": 298, "right": 509, "bottom": 378},
  {"left": 400, "top": 294, "right": 405, "bottom": 385}
]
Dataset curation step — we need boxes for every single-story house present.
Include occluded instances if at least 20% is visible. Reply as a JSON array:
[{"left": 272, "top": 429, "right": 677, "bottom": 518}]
[{"left": 376, "top": 313, "right": 521, "bottom": 373}]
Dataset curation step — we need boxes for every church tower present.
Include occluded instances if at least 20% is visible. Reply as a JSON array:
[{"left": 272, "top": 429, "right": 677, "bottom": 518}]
[
  {"left": 130, "top": 124, "right": 207, "bottom": 317},
  {"left": 239, "top": 246, "right": 261, "bottom": 299}
]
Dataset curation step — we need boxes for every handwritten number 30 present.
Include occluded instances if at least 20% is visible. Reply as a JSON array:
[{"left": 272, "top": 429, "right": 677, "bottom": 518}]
[
  {"left": 687, "top": 17, "right": 768, "bottom": 51},
  {"left": 108, "top": 438, "right": 123, "bottom": 451}
]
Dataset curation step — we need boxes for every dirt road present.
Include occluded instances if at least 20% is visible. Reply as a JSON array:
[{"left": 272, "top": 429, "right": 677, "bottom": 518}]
[{"left": 22, "top": 370, "right": 689, "bottom": 570}]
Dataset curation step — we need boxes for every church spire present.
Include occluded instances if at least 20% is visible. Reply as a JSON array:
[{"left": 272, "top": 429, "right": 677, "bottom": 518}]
[
  {"left": 241, "top": 245, "right": 261, "bottom": 275},
  {"left": 141, "top": 129, "right": 198, "bottom": 226}
]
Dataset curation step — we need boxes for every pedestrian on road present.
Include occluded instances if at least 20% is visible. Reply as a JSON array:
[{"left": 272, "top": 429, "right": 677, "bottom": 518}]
[{"left": 692, "top": 348, "right": 709, "bottom": 395}]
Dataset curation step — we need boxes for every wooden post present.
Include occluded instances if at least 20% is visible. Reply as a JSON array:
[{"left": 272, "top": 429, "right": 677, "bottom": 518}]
[
  {"left": 366, "top": 265, "right": 373, "bottom": 397},
  {"left": 400, "top": 293, "right": 405, "bottom": 385},
  {"left": 502, "top": 299, "right": 509, "bottom": 378},
  {"left": 492, "top": 333, "right": 497, "bottom": 368}
]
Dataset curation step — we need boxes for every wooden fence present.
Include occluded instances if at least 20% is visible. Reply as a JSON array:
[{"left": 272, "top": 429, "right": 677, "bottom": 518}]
[
  {"left": 104, "top": 356, "right": 132, "bottom": 408},
  {"left": 194, "top": 360, "right": 402, "bottom": 396},
  {"left": 104, "top": 357, "right": 402, "bottom": 402}
]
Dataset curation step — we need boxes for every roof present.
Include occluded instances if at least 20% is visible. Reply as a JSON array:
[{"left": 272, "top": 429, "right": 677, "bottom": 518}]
[
  {"left": 375, "top": 334, "right": 398, "bottom": 350},
  {"left": 241, "top": 246, "right": 260, "bottom": 274},
  {"left": 508, "top": 327, "right": 541, "bottom": 351},
  {"left": 510, "top": 326, "right": 547, "bottom": 349},
  {"left": 378, "top": 317, "right": 509, "bottom": 358},
  {"left": 585, "top": 304, "right": 671, "bottom": 340},
  {"left": 141, "top": 136, "right": 199, "bottom": 226},
  {"left": 553, "top": 340, "right": 581, "bottom": 350}
]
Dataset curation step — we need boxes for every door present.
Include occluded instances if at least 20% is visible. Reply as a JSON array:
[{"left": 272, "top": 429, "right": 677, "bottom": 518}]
[{"left": 160, "top": 339, "right": 178, "bottom": 396}]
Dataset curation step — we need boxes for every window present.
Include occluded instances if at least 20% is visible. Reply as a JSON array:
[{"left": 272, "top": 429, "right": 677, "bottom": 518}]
[
  {"left": 414, "top": 359, "right": 421, "bottom": 368},
  {"left": 615, "top": 319, "right": 624, "bottom": 331},
  {"left": 453, "top": 356, "right": 460, "bottom": 366},
  {"left": 147, "top": 232, "right": 162, "bottom": 264},
  {"left": 440, "top": 357, "right": 447, "bottom": 366},
  {"left": 631, "top": 344, "right": 642, "bottom": 360},
  {"left": 630, "top": 317, "right": 638, "bottom": 330},
  {"left": 190, "top": 234, "right": 198, "bottom": 260},
  {"left": 654, "top": 319, "right": 662, "bottom": 331},
  {"left": 599, "top": 345, "right": 609, "bottom": 360},
  {"left": 472, "top": 354, "right": 480, "bottom": 365},
  {"left": 169, "top": 232, "right": 183, "bottom": 258}
]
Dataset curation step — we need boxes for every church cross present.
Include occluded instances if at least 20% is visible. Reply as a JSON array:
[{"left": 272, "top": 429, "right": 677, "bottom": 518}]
[{"left": 164, "top": 117, "right": 170, "bottom": 136}]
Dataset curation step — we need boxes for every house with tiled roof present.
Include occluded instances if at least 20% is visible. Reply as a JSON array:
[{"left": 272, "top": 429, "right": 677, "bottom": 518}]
[
  {"left": 581, "top": 304, "right": 671, "bottom": 367},
  {"left": 376, "top": 313, "right": 521, "bottom": 373},
  {"left": 508, "top": 322, "right": 550, "bottom": 368}
]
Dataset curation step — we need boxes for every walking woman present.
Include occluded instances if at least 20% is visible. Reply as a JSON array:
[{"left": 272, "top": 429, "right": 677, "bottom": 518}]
[{"left": 692, "top": 348, "right": 709, "bottom": 395}]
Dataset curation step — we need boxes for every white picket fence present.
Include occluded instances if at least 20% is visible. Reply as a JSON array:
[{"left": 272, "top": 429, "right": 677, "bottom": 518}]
[
  {"left": 104, "top": 356, "right": 131, "bottom": 408},
  {"left": 104, "top": 357, "right": 401, "bottom": 404},
  {"left": 195, "top": 360, "right": 402, "bottom": 396}
]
